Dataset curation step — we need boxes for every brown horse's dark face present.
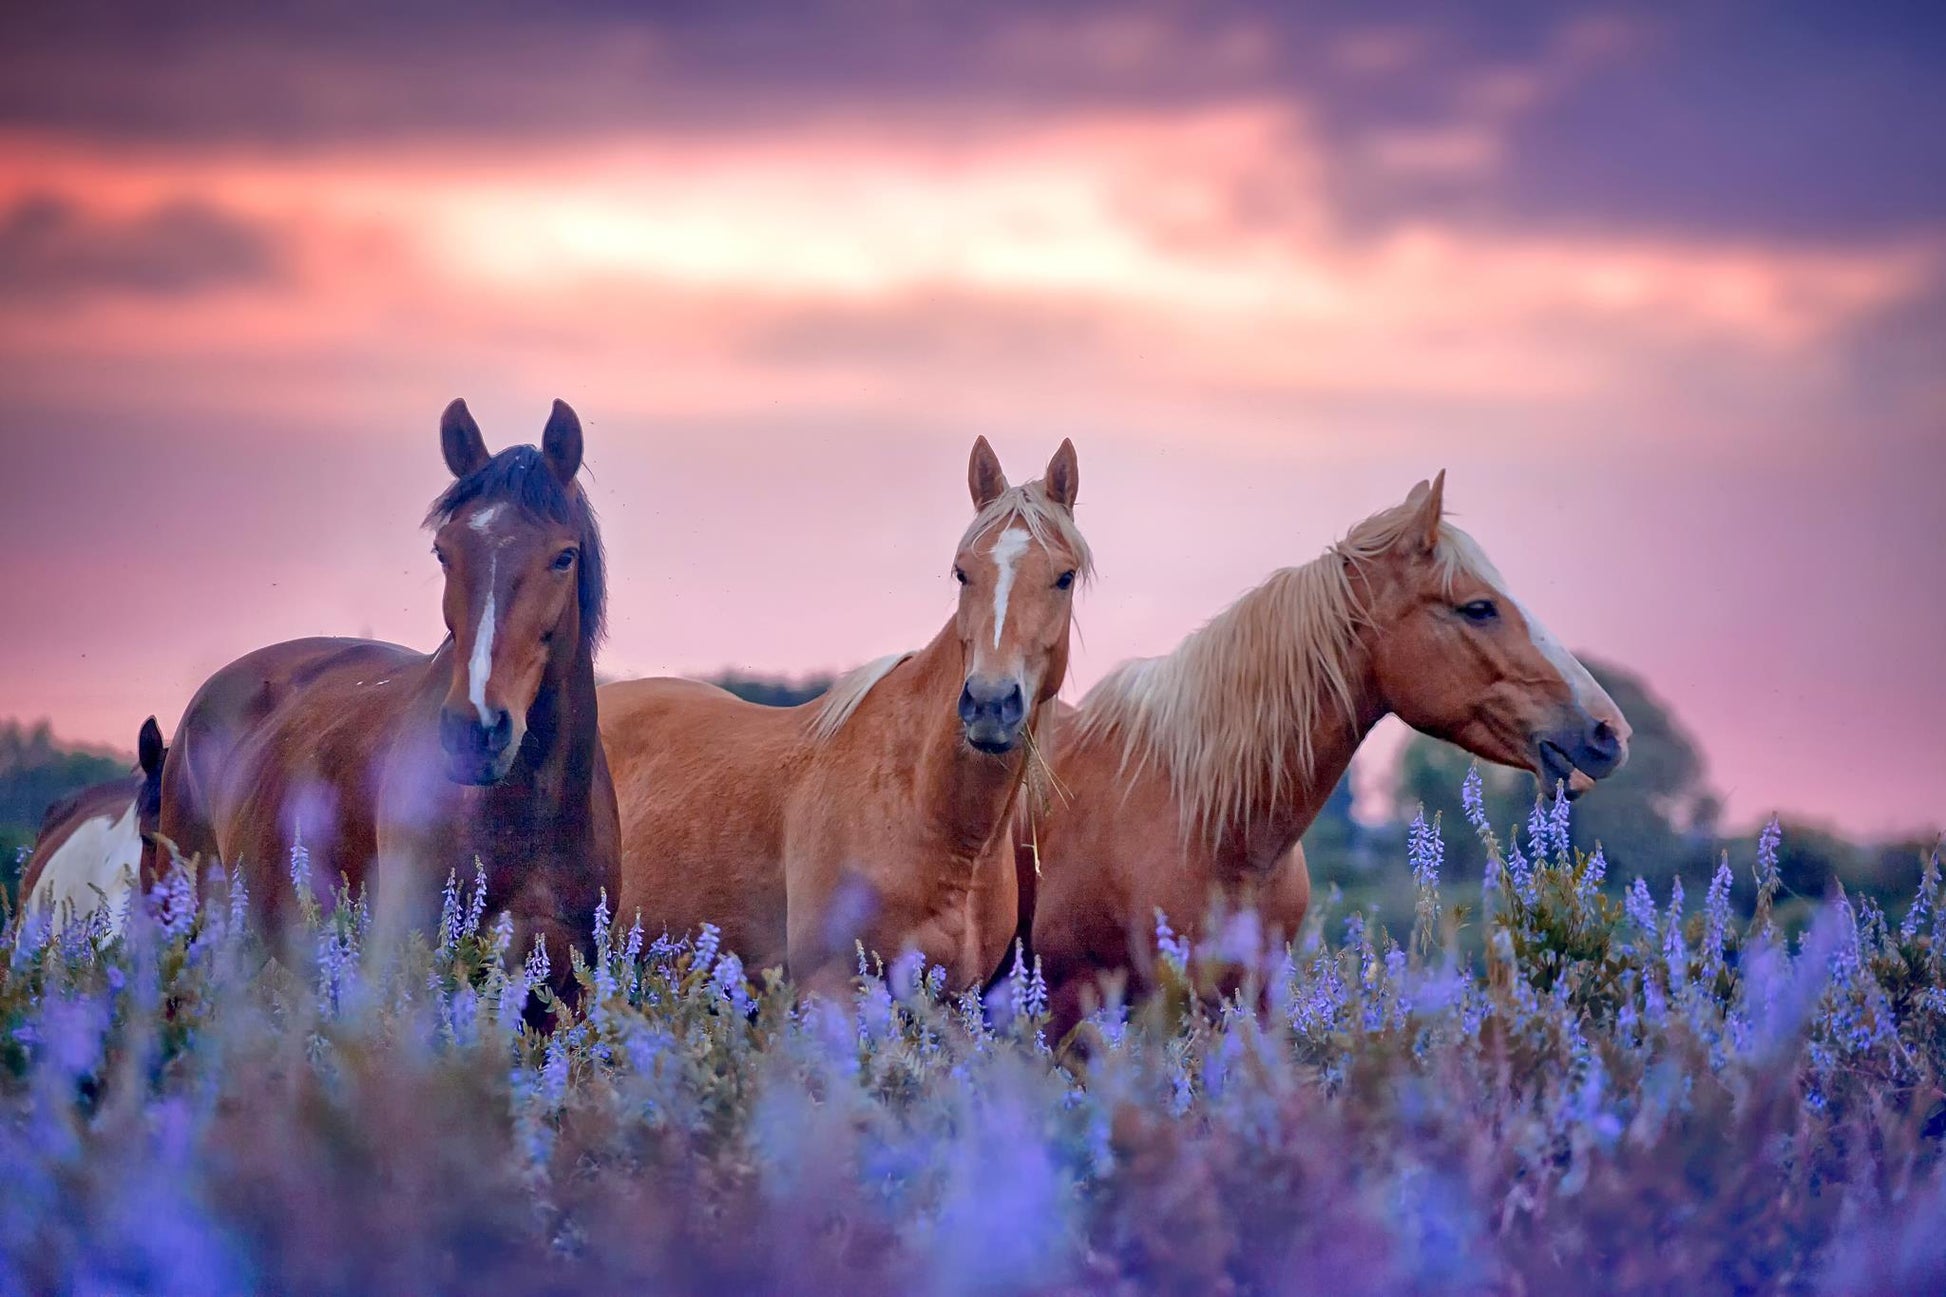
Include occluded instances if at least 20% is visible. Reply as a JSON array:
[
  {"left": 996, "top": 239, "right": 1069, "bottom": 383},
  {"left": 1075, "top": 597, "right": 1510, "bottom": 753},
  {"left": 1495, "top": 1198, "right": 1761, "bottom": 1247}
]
[{"left": 432, "top": 400, "right": 588, "bottom": 785}]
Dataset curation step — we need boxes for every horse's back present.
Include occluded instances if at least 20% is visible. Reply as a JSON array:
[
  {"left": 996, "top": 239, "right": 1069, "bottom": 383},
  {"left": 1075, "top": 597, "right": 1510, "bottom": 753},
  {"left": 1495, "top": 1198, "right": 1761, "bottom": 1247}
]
[
  {"left": 21, "top": 773, "right": 144, "bottom": 932},
  {"left": 598, "top": 676, "right": 806, "bottom": 964},
  {"left": 161, "top": 637, "right": 429, "bottom": 903}
]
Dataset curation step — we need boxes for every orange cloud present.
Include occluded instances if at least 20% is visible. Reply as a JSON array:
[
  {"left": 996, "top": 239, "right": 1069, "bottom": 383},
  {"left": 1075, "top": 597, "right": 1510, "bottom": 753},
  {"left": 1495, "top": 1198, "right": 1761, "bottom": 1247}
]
[{"left": 2, "top": 106, "right": 1928, "bottom": 430}]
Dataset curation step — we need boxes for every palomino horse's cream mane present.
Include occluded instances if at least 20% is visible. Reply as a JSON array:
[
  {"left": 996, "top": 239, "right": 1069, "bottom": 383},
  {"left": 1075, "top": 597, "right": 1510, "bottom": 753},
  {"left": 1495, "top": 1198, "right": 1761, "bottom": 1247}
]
[
  {"left": 806, "top": 478, "right": 1095, "bottom": 745},
  {"left": 1073, "top": 493, "right": 1502, "bottom": 842}
]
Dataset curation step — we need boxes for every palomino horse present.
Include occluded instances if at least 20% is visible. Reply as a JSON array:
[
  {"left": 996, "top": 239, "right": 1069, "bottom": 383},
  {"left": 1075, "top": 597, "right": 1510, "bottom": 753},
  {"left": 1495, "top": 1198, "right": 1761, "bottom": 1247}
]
[
  {"left": 155, "top": 400, "right": 618, "bottom": 994},
  {"left": 601, "top": 438, "right": 1091, "bottom": 992},
  {"left": 1020, "top": 473, "right": 1631, "bottom": 1035},
  {"left": 19, "top": 716, "right": 164, "bottom": 935}
]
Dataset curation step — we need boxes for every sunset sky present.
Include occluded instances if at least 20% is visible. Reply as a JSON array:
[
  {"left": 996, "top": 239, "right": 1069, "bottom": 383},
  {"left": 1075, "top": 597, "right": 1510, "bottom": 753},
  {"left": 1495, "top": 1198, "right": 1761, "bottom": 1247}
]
[{"left": 1, "top": 1, "right": 1940, "bottom": 837}]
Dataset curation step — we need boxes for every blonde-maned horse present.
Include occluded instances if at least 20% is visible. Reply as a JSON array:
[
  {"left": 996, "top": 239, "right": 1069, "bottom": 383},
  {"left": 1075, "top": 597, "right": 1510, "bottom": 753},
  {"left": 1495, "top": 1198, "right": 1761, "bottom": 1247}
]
[
  {"left": 601, "top": 438, "right": 1091, "bottom": 992},
  {"left": 1019, "top": 473, "right": 1631, "bottom": 1035}
]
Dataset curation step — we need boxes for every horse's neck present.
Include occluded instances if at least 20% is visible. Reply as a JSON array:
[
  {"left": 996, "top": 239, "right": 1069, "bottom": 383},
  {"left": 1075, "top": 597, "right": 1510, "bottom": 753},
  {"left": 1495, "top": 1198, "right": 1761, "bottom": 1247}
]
[
  {"left": 1222, "top": 619, "right": 1386, "bottom": 874},
  {"left": 415, "top": 638, "right": 601, "bottom": 837},
  {"left": 504, "top": 640, "right": 603, "bottom": 822},
  {"left": 876, "top": 621, "right": 1031, "bottom": 861}
]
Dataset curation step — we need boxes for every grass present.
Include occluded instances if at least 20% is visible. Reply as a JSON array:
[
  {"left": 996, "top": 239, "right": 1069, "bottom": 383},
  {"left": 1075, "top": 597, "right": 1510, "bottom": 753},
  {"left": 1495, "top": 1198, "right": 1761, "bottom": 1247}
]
[{"left": 2, "top": 783, "right": 1943, "bottom": 1295}]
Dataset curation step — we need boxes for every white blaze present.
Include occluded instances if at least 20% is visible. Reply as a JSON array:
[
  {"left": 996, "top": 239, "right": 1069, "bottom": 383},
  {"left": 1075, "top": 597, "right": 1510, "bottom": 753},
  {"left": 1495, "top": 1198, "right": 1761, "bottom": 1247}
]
[
  {"left": 468, "top": 554, "right": 498, "bottom": 725},
  {"left": 989, "top": 527, "right": 1031, "bottom": 649},
  {"left": 469, "top": 503, "right": 506, "bottom": 533},
  {"left": 1510, "top": 594, "right": 1610, "bottom": 714}
]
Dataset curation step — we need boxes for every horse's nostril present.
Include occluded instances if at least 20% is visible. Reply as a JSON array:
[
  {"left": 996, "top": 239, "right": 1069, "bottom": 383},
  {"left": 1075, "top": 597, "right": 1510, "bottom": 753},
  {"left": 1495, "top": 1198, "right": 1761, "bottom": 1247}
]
[{"left": 1589, "top": 719, "right": 1621, "bottom": 759}]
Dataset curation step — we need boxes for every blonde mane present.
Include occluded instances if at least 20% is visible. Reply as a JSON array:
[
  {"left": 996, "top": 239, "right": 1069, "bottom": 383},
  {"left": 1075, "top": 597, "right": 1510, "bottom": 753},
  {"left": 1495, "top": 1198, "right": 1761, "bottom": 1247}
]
[
  {"left": 1073, "top": 496, "right": 1495, "bottom": 841},
  {"left": 807, "top": 651, "right": 916, "bottom": 742},
  {"left": 807, "top": 479, "right": 1094, "bottom": 747}
]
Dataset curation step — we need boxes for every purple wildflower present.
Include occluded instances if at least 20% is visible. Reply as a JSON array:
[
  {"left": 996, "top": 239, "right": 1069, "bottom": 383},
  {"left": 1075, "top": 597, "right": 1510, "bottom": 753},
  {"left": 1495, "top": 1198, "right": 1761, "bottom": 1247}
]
[
  {"left": 523, "top": 931, "right": 551, "bottom": 990},
  {"left": 1701, "top": 856, "right": 1733, "bottom": 981},
  {"left": 1154, "top": 911, "right": 1190, "bottom": 975},
  {"left": 438, "top": 869, "right": 462, "bottom": 954},
  {"left": 1662, "top": 879, "right": 1687, "bottom": 995},
  {"left": 1579, "top": 844, "right": 1608, "bottom": 902},
  {"left": 1902, "top": 844, "right": 1939, "bottom": 941},
  {"left": 1408, "top": 806, "right": 1443, "bottom": 891},
  {"left": 1025, "top": 955, "right": 1048, "bottom": 1021},
  {"left": 1005, "top": 940, "right": 1033, "bottom": 1023},
  {"left": 711, "top": 952, "right": 754, "bottom": 1016},
  {"left": 465, "top": 859, "right": 488, "bottom": 937},
  {"left": 1625, "top": 877, "right": 1658, "bottom": 951},
  {"left": 1547, "top": 782, "right": 1572, "bottom": 861},
  {"left": 161, "top": 856, "right": 198, "bottom": 938},
  {"left": 691, "top": 922, "right": 721, "bottom": 977},
  {"left": 1526, "top": 796, "right": 1549, "bottom": 863},
  {"left": 1461, "top": 764, "right": 1488, "bottom": 833},
  {"left": 1508, "top": 839, "right": 1536, "bottom": 905},
  {"left": 287, "top": 831, "right": 311, "bottom": 909}
]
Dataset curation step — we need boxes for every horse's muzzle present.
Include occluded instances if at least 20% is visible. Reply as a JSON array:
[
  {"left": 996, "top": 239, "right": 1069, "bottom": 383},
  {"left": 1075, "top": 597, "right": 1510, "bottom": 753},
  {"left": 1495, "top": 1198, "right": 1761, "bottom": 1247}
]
[
  {"left": 440, "top": 705, "right": 517, "bottom": 784},
  {"left": 959, "top": 675, "right": 1026, "bottom": 754},
  {"left": 1536, "top": 712, "right": 1627, "bottom": 797}
]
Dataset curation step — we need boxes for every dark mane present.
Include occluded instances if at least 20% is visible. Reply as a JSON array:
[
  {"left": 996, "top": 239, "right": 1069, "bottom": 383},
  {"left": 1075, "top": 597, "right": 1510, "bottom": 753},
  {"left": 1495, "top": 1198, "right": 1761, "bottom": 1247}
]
[{"left": 423, "top": 445, "right": 607, "bottom": 650}]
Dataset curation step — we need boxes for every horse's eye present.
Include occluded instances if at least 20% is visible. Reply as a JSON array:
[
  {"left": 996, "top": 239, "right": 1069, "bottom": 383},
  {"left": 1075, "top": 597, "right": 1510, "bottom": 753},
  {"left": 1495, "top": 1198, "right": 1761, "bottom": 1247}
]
[
  {"left": 552, "top": 548, "right": 578, "bottom": 572},
  {"left": 1054, "top": 570, "right": 1076, "bottom": 591},
  {"left": 1457, "top": 599, "right": 1498, "bottom": 624},
  {"left": 953, "top": 567, "right": 969, "bottom": 585},
  {"left": 433, "top": 547, "right": 449, "bottom": 569}
]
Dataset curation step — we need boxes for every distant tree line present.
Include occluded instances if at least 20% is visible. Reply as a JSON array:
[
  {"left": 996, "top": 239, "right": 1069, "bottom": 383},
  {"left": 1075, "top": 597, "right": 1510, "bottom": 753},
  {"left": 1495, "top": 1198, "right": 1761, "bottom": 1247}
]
[
  {"left": 705, "top": 671, "right": 833, "bottom": 708},
  {"left": 4, "top": 659, "right": 1932, "bottom": 923},
  {"left": 0, "top": 720, "right": 130, "bottom": 902}
]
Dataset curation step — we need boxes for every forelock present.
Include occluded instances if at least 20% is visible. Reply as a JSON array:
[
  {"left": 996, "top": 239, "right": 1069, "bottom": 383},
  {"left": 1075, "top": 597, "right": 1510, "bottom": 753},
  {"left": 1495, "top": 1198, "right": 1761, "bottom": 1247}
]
[{"left": 956, "top": 480, "right": 1095, "bottom": 584}]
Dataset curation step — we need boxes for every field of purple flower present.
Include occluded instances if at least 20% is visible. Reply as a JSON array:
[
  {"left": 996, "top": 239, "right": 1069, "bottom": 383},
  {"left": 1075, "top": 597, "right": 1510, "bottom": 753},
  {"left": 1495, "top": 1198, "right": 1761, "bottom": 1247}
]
[{"left": 4, "top": 778, "right": 1943, "bottom": 1295}]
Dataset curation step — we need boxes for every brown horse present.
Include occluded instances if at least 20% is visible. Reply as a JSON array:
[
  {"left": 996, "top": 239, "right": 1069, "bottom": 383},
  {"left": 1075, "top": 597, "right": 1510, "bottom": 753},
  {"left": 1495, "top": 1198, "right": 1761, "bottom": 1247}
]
[
  {"left": 155, "top": 400, "right": 618, "bottom": 991},
  {"left": 600, "top": 438, "right": 1091, "bottom": 992},
  {"left": 19, "top": 716, "right": 164, "bottom": 935},
  {"left": 1020, "top": 473, "right": 1631, "bottom": 1034}
]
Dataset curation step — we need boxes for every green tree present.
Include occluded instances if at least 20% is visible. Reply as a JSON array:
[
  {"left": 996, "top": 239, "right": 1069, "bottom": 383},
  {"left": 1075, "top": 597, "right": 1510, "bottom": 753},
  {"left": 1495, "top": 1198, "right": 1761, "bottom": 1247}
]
[{"left": 706, "top": 671, "right": 834, "bottom": 708}]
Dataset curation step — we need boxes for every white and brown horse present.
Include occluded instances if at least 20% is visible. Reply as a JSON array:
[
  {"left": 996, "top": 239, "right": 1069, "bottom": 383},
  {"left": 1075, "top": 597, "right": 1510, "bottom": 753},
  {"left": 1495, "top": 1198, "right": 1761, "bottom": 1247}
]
[
  {"left": 19, "top": 716, "right": 164, "bottom": 935},
  {"left": 1020, "top": 473, "right": 1631, "bottom": 1035},
  {"left": 155, "top": 400, "right": 618, "bottom": 997},
  {"left": 601, "top": 438, "right": 1091, "bottom": 992}
]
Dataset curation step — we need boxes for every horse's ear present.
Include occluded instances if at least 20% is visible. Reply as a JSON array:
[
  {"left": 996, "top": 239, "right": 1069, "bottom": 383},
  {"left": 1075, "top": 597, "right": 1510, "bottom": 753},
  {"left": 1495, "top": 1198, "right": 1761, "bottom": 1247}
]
[
  {"left": 441, "top": 399, "right": 489, "bottom": 479},
  {"left": 541, "top": 399, "right": 583, "bottom": 487},
  {"left": 969, "top": 436, "right": 1008, "bottom": 510},
  {"left": 1043, "top": 438, "right": 1079, "bottom": 512},
  {"left": 1405, "top": 470, "right": 1446, "bottom": 552},
  {"left": 137, "top": 716, "right": 163, "bottom": 778}
]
